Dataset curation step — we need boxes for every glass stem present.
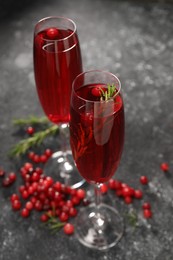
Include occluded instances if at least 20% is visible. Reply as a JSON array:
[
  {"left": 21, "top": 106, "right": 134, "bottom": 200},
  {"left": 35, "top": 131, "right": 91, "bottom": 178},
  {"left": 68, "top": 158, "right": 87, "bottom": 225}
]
[
  {"left": 94, "top": 183, "right": 102, "bottom": 213},
  {"left": 59, "top": 124, "right": 70, "bottom": 186},
  {"left": 59, "top": 123, "right": 69, "bottom": 155}
]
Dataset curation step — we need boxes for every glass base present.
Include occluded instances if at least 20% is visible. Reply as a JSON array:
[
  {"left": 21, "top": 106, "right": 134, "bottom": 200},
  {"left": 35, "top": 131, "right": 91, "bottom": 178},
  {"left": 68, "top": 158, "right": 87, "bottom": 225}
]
[
  {"left": 75, "top": 203, "right": 124, "bottom": 250},
  {"left": 43, "top": 150, "right": 85, "bottom": 189}
]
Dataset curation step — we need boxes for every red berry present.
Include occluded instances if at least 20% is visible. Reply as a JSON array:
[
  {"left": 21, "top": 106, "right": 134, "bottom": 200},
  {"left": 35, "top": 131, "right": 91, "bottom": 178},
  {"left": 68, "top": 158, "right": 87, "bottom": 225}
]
[
  {"left": 46, "top": 28, "right": 59, "bottom": 39},
  {"left": 91, "top": 87, "right": 102, "bottom": 97},
  {"left": 44, "top": 149, "right": 53, "bottom": 158},
  {"left": 40, "top": 214, "right": 49, "bottom": 222},
  {"left": 143, "top": 209, "right": 152, "bottom": 219},
  {"left": 59, "top": 212, "right": 69, "bottom": 222},
  {"left": 21, "top": 208, "right": 30, "bottom": 218},
  {"left": 108, "top": 179, "right": 116, "bottom": 190},
  {"left": 40, "top": 154, "right": 47, "bottom": 163},
  {"left": 28, "top": 151, "right": 35, "bottom": 160},
  {"left": 122, "top": 187, "right": 132, "bottom": 197},
  {"left": 24, "top": 162, "right": 33, "bottom": 171},
  {"left": 34, "top": 200, "right": 43, "bottom": 211},
  {"left": 21, "top": 190, "right": 29, "bottom": 199},
  {"left": 140, "top": 176, "right": 149, "bottom": 185},
  {"left": 0, "top": 168, "right": 5, "bottom": 177},
  {"left": 26, "top": 126, "right": 35, "bottom": 135},
  {"left": 2, "top": 177, "right": 11, "bottom": 187},
  {"left": 142, "top": 202, "right": 151, "bottom": 210},
  {"left": 69, "top": 207, "right": 78, "bottom": 217},
  {"left": 63, "top": 223, "right": 74, "bottom": 235},
  {"left": 33, "top": 154, "right": 41, "bottom": 163},
  {"left": 160, "top": 162, "right": 169, "bottom": 172},
  {"left": 100, "top": 184, "right": 108, "bottom": 194},
  {"left": 31, "top": 172, "right": 40, "bottom": 182},
  {"left": 124, "top": 196, "right": 133, "bottom": 204},
  {"left": 8, "top": 172, "right": 17, "bottom": 182},
  {"left": 54, "top": 181, "right": 62, "bottom": 192},
  {"left": 12, "top": 200, "right": 22, "bottom": 210},
  {"left": 25, "top": 201, "right": 33, "bottom": 211},
  {"left": 76, "top": 188, "right": 86, "bottom": 199},
  {"left": 10, "top": 193, "right": 19, "bottom": 202},
  {"left": 134, "top": 189, "right": 143, "bottom": 199}
]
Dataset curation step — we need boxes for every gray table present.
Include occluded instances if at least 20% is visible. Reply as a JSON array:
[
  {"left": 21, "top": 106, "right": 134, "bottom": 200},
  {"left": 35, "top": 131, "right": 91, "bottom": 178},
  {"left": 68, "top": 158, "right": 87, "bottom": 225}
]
[{"left": 0, "top": 0, "right": 173, "bottom": 259}]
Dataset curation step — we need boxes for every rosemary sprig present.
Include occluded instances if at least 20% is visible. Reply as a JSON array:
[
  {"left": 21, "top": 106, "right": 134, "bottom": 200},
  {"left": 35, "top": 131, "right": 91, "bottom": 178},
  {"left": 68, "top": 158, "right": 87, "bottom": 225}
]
[
  {"left": 13, "top": 115, "right": 49, "bottom": 126},
  {"left": 45, "top": 216, "right": 65, "bottom": 233},
  {"left": 10, "top": 125, "right": 58, "bottom": 157},
  {"left": 100, "top": 84, "right": 116, "bottom": 101},
  {"left": 126, "top": 210, "right": 138, "bottom": 227}
]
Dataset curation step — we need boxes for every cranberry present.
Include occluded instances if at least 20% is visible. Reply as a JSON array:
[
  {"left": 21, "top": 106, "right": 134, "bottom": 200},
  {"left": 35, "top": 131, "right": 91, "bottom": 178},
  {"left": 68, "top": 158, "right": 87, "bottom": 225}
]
[
  {"left": 115, "top": 189, "right": 123, "bottom": 197},
  {"left": 124, "top": 196, "right": 133, "bottom": 204},
  {"left": 59, "top": 212, "right": 69, "bottom": 222},
  {"left": 24, "top": 162, "right": 33, "bottom": 171},
  {"left": 122, "top": 187, "right": 132, "bottom": 197},
  {"left": 143, "top": 209, "right": 152, "bottom": 219},
  {"left": 40, "top": 155, "right": 47, "bottom": 163},
  {"left": 0, "top": 168, "right": 5, "bottom": 177},
  {"left": 100, "top": 184, "right": 108, "bottom": 194},
  {"left": 28, "top": 151, "right": 35, "bottom": 160},
  {"left": 40, "top": 214, "right": 49, "bottom": 222},
  {"left": 71, "top": 196, "right": 80, "bottom": 206},
  {"left": 10, "top": 193, "right": 19, "bottom": 202},
  {"left": 21, "top": 190, "right": 29, "bottom": 199},
  {"left": 21, "top": 208, "right": 30, "bottom": 218},
  {"left": 25, "top": 201, "right": 33, "bottom": 211},
  {"left": 134, "top": 189, "right": 143, "bottom": 199},
  {"left": 54, "top": 181, "right": 62, "bottom": 192},
  {"left": 160, "top": 162, "right": 169, "bottom": 172},
  {"left": 76, "top": 188, "right": 86, "bottom": 199},
  {"left": 140, "top": 175, "right": 149, "bottom": 185},
  {"left": 108, "top": 179, "right": 116, "bottom": 190},
  {"left": 34, "top": 200, "right": 43, "bottom": 211},
  {"left": 91, "top": 87, "right": 102, "bottom": 97},
  {"left": 63, "top": 223, "right": 74, "bottom": 235},
  {"left": 44, "top": 149, "right": 53, "bottom": 158},
  {"left": 26, "top": 126, "right": 35, "bottom": 135},
  {"left": 33, "top": 154, "right": 41, "bottom": 163},
  {"left": 69, "top": 207, "right": 78, "bottom": 217},
  {"left": 46, "top": 28, "right": 59, "bottom": 39},
  {"left": 2, "top": 177, "right": 11, "bottom": 187},
  {"left": 142, "top": 202, "right": 151, "bottom": 210},
  {"left": 31, "top": 172, "right": 40, "bottom": 182},
  {"left": 12, "top": 200, "right": 22, "bottom": 210}
]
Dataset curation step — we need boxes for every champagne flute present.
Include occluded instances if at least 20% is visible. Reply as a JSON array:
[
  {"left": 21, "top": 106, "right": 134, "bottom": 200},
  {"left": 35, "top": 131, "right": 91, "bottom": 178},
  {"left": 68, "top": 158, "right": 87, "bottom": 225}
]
[
  {"left": 70, "top": 70, "right": 125, "bottom": 250},
  {"left": 33, "top": 16, "right": 84, "bottom": 188}
]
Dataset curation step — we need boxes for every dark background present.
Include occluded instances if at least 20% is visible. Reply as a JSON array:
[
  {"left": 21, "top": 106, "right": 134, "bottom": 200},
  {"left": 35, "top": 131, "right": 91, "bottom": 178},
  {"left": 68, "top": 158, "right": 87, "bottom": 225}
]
[{"left": 0, "top": 0, "right": 173, "bottom": 259}]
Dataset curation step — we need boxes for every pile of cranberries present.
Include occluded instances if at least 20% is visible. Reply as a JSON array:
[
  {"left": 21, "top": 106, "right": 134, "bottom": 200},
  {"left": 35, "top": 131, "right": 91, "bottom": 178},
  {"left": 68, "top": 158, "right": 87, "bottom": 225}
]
[{"left": 0, "top": 132, "right": 170, "bottom": 236}]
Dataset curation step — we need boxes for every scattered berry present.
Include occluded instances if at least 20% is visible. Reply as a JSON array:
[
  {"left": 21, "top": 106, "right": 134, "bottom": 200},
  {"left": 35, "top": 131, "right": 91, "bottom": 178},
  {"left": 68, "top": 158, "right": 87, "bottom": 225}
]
[
  {"left": 142, "top": 202, "right": 151, "bottom": 210},
  {"left": 63, "top": 223, "right": 74, "bottom": 235},
  {"left": 26, "top": 126, "right": 35, "bottom": 135},
  {"left": 140, "top": 175, "right": 149, "bottom": 185},
  {"left": 160, "top": 162, "right": 169, "bottom": 172},
  {"left": 143, "top": 209, "right": 152, "bottom": 219}
]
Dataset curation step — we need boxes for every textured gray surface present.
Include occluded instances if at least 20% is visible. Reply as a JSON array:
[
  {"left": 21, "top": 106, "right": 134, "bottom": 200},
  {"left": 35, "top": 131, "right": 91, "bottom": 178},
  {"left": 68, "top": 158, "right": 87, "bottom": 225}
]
[{"left": 0, "top": 0, "right": 173, "bottom": 259}]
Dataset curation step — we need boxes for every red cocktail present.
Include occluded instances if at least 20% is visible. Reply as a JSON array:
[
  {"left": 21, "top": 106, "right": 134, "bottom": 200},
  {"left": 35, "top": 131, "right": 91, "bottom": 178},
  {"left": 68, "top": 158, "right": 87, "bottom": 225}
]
[
  {"left": 34, "top": 19, "right": 82, "bottom": 124},
  {"left": 33, "top": 16, "right": 84, "bottom": 188},
  {"left": 70, "top": 70, "right": 125, "bottom": 250}
]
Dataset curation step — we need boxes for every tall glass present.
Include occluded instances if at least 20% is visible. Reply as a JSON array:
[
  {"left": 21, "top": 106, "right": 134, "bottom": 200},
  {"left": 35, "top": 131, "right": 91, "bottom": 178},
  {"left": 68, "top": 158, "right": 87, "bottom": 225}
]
[
  {"left": 33, "top": 16, "right": 84, "bottom": 188},
  {"left": 70, "top": 70, "right": 125, "bottom": 249}
]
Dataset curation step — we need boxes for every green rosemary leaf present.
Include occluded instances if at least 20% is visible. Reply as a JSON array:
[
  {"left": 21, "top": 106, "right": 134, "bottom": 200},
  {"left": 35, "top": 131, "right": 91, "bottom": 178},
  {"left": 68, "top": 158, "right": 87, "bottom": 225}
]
[
  {"left": 9, "top": 125, "right": 58, "bottom": 157},
  {"left": 100, "top": 83, "right": 116, "bottom": 101},
  {"left": 13, "top": 115, "right": 49, "bottom": 126},
  {"left": 126, "top": 210, "right": 138, "bottom": 227}
]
